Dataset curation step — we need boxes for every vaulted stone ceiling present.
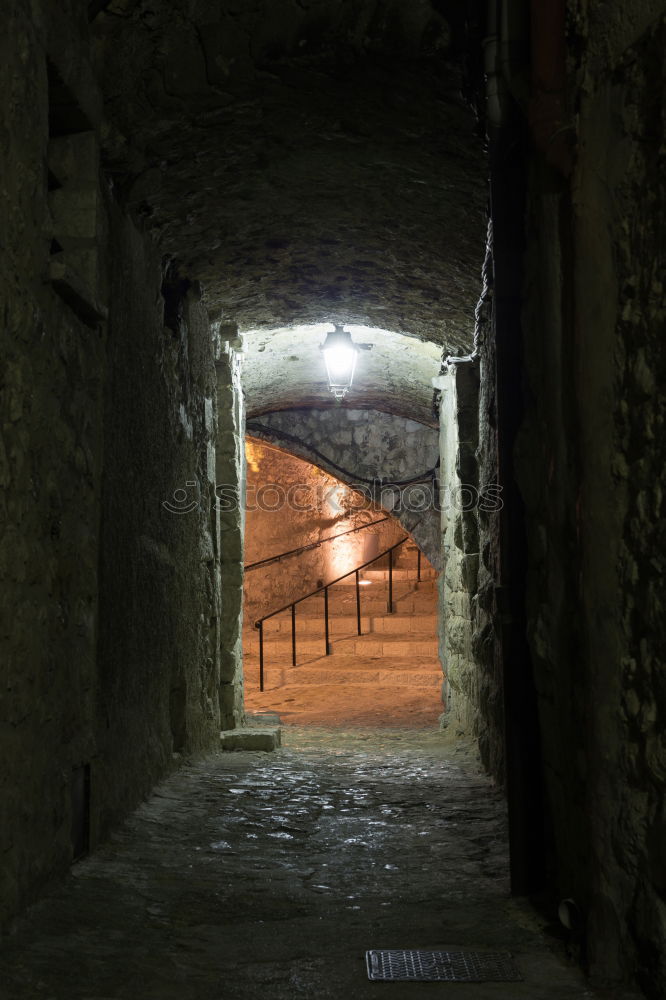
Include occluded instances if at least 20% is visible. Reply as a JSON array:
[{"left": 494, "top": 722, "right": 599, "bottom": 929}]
[
  {"left": 94, "top": 0, "right": 487, "bottom": 415},
  {"left": 240, "top": 324, "right": 442, "bottom": 425}
]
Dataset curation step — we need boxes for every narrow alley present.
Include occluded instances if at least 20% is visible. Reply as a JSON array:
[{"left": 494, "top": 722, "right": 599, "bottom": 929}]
[
  {"left": 0, "top": 726, "right": 638, "bottom": 999},
  {"left": 1, "top": 2, "right": 663, "bottom": 997}
]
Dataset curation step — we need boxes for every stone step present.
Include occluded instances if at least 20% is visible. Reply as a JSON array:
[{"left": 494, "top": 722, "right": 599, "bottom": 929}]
[
  {"left": 247, "top": 612, "right": 436, "bottom": 639},
  {"left": 252, "top": 588, "right": 438, "bottom": 614},
  {"left": 260, "top": 666, "right": 442, "bottom": 690},
  {"left": 326, "top": 588, "right": 438, "bottom": 606},
  {"left": 243, "top": 541, "right": 442, "bottom": 699},
  {"left": 329, "top": 588, "right": 437, "bottom": 604},
  {"left": 361, "top": 567, "right": 438, "bottom": 581},
  {"left": 246, "top": 601, "right": 437, "bottom": 631},
  {"left": 244, "top": 652, "right": 441, "bottom": 669},
  {"left": 220, "top": 726, "right": 281, "bottom": 751},
  {"left": 334, "top": 576, "right": 437, "bottom": 591},
  {"left": 244, "top": 653, "right": 442, "bottom": 691},
  {"left": 244, "top": 633, "right": 439, "bottom": 660}
]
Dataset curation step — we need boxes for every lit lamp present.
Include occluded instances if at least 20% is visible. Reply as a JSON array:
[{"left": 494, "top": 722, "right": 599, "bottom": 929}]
[{"left": 321, "top": 326, "right": 359, "bottom": 399}]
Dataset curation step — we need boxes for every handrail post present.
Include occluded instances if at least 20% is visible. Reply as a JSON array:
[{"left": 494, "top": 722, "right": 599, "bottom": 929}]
[
  {"left": 253, "top": 532, "right": 410, "bottom": 655},
  {"left": 259, "top": 621, "right": 264, "bottom": 692},
  {"left": 417, "top": 547, "right": 421, "bottom": 582},
  {"left": 324, "top": 586, "right": 330, "bottom": 654},
  {"left": 388, "top": 547, "right": 393, "bottom": 613}
]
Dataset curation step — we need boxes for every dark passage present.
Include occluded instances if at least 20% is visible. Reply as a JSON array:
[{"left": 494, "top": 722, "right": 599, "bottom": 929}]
[
  {"left": 1, "top": 2, "right": 663, "bottom": 997},
  {"left": 0, "top": 728, "right": 634, "bottom": 1000}
]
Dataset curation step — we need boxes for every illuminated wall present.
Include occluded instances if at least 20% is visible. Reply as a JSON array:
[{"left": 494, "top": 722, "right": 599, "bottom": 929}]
[{"left": 243, "top": 439, "right": 403, "bottom": 627}]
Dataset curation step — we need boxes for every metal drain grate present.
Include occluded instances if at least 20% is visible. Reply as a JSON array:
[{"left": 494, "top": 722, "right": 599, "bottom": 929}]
[{"left": 366, "top": 949, "right": 523, "bottom": 982}]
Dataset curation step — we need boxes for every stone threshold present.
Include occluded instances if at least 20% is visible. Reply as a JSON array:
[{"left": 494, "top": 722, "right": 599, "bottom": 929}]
[{"left": 220, "top": 723, "right": 281, "bottom": 752}]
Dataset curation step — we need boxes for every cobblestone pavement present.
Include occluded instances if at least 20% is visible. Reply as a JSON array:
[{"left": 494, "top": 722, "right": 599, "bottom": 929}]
[{"left": 0, "top": 727, "right": 639, "bottom": 999}]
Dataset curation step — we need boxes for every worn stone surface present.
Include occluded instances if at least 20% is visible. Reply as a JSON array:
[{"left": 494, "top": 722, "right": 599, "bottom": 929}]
[
  {"left": 244, "top": 550, "right": 443, "bottom": 725},
  {"left": 436, "top": 361, "right": 495, "bottom": 745},
  {"left": 440, "top": 226, "right": 505, "bottom": 782},
  {"left": 96, "top": 251, "right": 223, "bottom": 840},
  {"left": 0, "top": 726, "right": 636, "bottom": 1000},
  {"left": 247, "top": 408, "right": 441, "bottom": 565},
  {"left": 0, "top": 1, "right": 108, "bottom": 928},
  {"left": 0, "top": 0, "right": 235, "bottom": 932},
  {"left": 470, "top": 228, "right": 503, "bottom": 781},
  {"left": 216, "top": 346, "right": 247, "bottom": 728},
  {"left": 515, "top": 7, "right": 666, "bottom": 996},
  {"left": 220, "top": 726, "right": 281, "bottom": 751}
]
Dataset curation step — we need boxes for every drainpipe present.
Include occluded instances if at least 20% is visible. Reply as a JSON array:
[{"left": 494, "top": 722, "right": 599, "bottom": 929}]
[
  {"left": 484, "top": 1, "right": 503, "bottom": 130},
  {"left": 485, "top": 0, "right": 530, "bottom": 131},
  {"left": 487, "top": 0, "right": 572, "bottom": 173},
  {"left": 528, "top": 0, "right": 573, "bottom": 175}
]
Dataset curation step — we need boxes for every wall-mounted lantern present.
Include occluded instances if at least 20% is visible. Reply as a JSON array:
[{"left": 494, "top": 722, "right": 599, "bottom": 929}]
[{"left": 321, "top": 325, "right": 359, "bottom": 399}]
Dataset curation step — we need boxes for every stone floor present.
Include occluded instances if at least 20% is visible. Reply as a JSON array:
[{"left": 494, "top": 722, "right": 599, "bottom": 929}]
[
  {"left": 244, "top": 676, "right": 443, "bottom": 728},
  {"left": 0, "top": 726, "right": 640, "bottom": 1000}
]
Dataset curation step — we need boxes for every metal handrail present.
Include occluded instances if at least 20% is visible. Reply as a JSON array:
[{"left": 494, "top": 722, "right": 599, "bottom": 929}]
[
  {"left": 244, "top": 515, "right": 390, "bottom": 572},
  {"left": 254, "top": 534, "right": 424, "bottom": 691}
]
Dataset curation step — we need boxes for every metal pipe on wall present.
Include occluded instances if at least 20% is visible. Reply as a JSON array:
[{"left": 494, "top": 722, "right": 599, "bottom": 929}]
[{"left": 528, "top": 0, "right": 573, "bottom": 176}]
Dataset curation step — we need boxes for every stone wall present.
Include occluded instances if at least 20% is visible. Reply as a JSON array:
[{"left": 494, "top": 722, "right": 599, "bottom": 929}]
[
  {"left": 243, "top": 441, "right": 403, "bottom": 631},
  {"left": 435, "top": 361, "right": 496, "bottom": 741},
  {"left": 470, "top": 233, "right": 504, "bottom": 781},
  {"left": 246, "top": 408, "right": 441, "bottom": 567},
  {"left": 95, "top": 264, "right": 222, "bottom": 840},
  {"left": 516, "top": 6, "right": 665, "bottom": 994},
  {"left": 433, "top": 229, "right": 504, "bottom": 781},
  {"left": 215, "top": 345, "right": 246, "bottom": 729},
  {"left": 0, "top": 1, "right": 231, "bottom": 929},
  {"left": 0, "top": 1, "right": 107, "bottom": 925}
]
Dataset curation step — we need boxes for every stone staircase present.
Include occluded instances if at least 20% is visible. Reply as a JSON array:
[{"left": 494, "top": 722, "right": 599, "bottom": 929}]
[{"left": 243, "top": 543, "right": 441, "bottom": 696}]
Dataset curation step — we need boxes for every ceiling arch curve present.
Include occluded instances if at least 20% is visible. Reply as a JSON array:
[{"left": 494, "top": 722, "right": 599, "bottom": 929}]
[
  {"left": 94, "top": 0, "right": 488, "bottom": 407},
  {"left": 245, "top": 406, "right": 442, "bottom": 566},
  {"left": 240, "top": 323, "right": 442, "bottom": 424}
]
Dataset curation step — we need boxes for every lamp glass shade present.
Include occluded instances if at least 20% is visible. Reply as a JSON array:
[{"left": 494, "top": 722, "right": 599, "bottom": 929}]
[{"left": 322, "top": 328, "right": 358, "bottom": 398}]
